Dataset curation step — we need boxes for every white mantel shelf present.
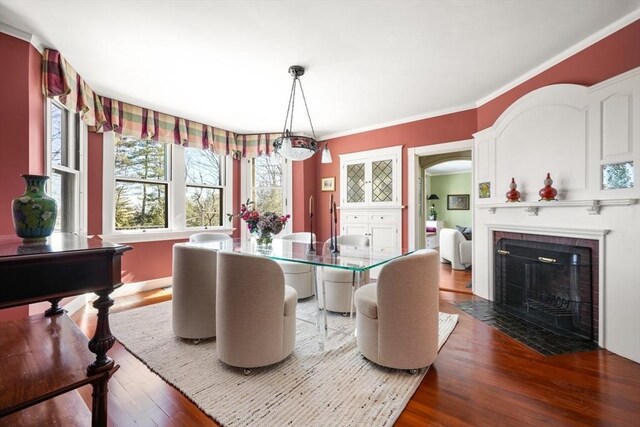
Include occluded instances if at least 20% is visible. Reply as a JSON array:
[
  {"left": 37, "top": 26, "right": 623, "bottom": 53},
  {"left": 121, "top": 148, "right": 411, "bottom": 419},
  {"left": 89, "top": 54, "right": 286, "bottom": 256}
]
[{"left": 477, "top": 198, "right": 637, "bottom": 215}]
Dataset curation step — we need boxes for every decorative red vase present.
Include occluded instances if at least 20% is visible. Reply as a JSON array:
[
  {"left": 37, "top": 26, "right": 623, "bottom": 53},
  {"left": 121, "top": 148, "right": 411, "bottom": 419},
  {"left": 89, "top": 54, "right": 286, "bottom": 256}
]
[
  {"left": 505, "top": 177, "right": 521, "bottom": 202},
  {"left": 538, "top": 172, "right": 558, "bottom": 201}
]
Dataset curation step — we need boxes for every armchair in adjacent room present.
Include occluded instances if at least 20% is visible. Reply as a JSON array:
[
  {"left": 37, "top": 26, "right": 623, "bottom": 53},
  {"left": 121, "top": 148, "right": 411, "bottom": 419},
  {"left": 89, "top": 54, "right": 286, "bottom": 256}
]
[{"left": 439, "top": 228, "right": 472, "bottom": 270}]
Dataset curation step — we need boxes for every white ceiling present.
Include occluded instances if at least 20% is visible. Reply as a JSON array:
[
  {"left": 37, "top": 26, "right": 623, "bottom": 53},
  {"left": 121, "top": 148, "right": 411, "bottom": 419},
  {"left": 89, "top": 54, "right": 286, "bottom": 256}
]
[
  {"left": 425, "top": 160, "right": 472, "bottom": 176},
  {"left": 1, "top": 1, "right": 639, "bottom": 139}
]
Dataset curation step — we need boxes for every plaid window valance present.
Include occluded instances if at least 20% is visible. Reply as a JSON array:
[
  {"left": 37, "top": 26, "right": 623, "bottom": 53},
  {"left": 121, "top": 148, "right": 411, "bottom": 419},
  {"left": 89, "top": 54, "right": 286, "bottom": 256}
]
[{"left": 42, "top": 49, "right": 278, "bottom": 158}]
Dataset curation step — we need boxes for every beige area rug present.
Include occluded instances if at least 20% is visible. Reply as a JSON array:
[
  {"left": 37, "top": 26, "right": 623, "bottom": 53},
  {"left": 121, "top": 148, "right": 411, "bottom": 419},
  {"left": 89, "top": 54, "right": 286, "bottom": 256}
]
[{"left": 111, "top": 300, "right": 458, "bottom": 427}]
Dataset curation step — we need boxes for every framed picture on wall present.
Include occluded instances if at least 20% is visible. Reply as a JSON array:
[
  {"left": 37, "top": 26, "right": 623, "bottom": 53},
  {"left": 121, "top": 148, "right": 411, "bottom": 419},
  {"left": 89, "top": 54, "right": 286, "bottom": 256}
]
[
  {"left": 447, "top": 194, "right": 470, "bottom": 210},
  {"left": 321, "top": 177, "right": 336, "bottom": 192}
]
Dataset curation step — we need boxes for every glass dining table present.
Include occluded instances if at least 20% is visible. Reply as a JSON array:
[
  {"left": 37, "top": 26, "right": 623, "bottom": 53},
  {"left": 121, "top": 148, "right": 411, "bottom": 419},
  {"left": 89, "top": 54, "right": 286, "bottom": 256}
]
[{"left": 187, "top": 237, "right": 415, "bottom": 350}]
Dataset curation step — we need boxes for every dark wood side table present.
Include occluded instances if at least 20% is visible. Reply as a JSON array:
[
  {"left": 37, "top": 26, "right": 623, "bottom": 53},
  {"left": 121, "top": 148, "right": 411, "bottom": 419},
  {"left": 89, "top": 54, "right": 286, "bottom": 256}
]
[{"left": 0, "top": 233, "right": 131, "bottom": 426}]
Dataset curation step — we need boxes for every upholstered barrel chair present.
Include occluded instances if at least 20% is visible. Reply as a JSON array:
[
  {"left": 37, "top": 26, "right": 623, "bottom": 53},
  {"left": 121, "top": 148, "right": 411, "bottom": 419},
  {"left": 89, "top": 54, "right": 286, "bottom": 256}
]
[
  {"left": 216, "top": 251, "right": 297, "bottom": 373},
  {"left": 276, "top": 232, "right": 316, "bottom": 299},
  {"left": 439, "top": 228, "right": 472, "bottom": 270},
  {"left": 319, "top": 235, "right": 370, "bottom": 314},
  {"left": 189, "top": 232, "right": 232, "bottom": 243},
  {"left": 172, "top": 243, "right": 218, "bottom": 341},
  {"left": 354, "top": 249, "right": 440, "bottom": 371}
]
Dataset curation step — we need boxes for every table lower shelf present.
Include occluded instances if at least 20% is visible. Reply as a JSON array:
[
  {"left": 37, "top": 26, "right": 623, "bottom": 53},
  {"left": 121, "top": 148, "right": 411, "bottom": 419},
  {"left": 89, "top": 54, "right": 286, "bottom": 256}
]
[{"left": 0, "top": 313, "right": 117, "bottom": 420}]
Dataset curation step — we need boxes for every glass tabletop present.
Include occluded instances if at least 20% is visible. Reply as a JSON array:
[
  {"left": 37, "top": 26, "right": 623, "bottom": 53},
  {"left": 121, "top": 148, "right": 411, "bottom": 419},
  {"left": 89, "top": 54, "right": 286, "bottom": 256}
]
[{"left": 186, "top": 238, "right": 415, "bottom": 272}]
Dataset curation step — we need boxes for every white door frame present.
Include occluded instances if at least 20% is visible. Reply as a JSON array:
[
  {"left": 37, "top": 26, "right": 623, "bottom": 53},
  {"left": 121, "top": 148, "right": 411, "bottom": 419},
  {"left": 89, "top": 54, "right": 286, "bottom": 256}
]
[{"left": 407, "top": 139, "right": 474, "bottom": 249}]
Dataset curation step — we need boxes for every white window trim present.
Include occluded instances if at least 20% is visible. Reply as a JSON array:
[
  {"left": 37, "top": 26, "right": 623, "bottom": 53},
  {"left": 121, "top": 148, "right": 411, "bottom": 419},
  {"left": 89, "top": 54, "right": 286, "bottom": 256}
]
[
  {"left": 45, "top": 98, "right": 88, "bottom": 236},
  {"left": 101, "top": 132, "right": 234, "bottom": 243},
  {"left": 240, "top": 154, "right": 293, "bottom": 241}
]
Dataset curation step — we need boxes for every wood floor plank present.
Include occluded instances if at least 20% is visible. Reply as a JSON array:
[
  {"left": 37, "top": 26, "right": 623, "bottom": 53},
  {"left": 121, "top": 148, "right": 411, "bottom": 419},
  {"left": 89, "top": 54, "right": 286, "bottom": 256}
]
[{"left": 64, "top": 264, "right": 640, "bottom": 427}]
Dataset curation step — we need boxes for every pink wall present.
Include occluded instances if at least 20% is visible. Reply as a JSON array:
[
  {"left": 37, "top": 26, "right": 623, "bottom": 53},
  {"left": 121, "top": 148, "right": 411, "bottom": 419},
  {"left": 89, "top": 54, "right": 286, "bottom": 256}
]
[
  {"left": 0, "top": 33, "right": 45, "bottom": 319},
  {"left": 477, "top": 20, "right": 640, "bottom": 130},
  {"left": 315, "top": 109, "right": 478, "bottom": 245},
  {"left": 292, "top": 159, "right": 317, "bottom": 233},
  {"left": 87, "top": 131, "right": 104, "bottom": 235},
  {"left": 1, "top": 19, "right": 639, "bottom": 318}
]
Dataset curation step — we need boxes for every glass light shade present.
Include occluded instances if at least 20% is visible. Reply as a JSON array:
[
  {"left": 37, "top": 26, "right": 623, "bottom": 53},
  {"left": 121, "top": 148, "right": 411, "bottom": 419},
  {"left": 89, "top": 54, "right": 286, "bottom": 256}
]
[
  {"left": 273, "top": 134, "right": 318, "bottom": 161},
  {"left": 321, "top": 145, "right": 333, "bottom": 163}
]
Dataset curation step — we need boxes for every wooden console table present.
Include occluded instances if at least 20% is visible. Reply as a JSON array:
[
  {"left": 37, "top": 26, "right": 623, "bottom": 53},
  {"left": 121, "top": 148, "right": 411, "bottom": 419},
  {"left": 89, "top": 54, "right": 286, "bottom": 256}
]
[{"left": 0, "top": 233, "right": 131, "bottom": 426}]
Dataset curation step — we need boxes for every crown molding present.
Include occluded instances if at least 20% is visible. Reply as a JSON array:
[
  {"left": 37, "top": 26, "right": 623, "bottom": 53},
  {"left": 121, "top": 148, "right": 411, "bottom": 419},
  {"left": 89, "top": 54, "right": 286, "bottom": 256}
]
[
  {"left": 0, "top": 21, "right": 44, "bottom": 53},
  {"left": 319, "top": 102, "right": 476, "bottom": 141},
  {"left": 475, "top": 9, "right": 640, "bottom": 108}
]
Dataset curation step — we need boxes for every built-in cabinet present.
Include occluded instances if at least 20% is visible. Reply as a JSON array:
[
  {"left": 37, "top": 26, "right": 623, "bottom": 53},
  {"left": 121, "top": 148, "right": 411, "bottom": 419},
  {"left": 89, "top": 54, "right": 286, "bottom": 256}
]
[
  {"left": 339, "top": 146, "right": 403, "bottom": 252},
  {"left": 340, "top": 145, "right": 402, "bottom": 208}
]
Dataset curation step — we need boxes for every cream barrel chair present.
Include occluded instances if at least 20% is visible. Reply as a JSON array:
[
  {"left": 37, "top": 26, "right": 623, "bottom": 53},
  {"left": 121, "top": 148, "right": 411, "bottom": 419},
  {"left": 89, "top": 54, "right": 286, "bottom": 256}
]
[
  {"left": 189, "top": 232, "right": 232, "bottom": 243},
  {"left": 276, "top": 232, "right": 316, "bottom": 299},
  {"left": 319, "top": 235, "right": 370, "bottom": 314},
  {"left": 439, "top": 228, "right": 472, "bottom": 270},
  {"left": 354, "top": 249, "right": 440, "bottom": 371},
  {"left": 172, "top": 243, "right": 219, "bottom": 341},
  {"left": 216, "top": 251, "right": 297, "bottom": 373}
]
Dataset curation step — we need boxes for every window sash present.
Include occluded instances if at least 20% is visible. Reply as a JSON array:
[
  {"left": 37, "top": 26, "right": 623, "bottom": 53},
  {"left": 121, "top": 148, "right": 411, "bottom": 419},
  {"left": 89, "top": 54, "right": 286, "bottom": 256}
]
[{"left": 102, "top": 132, "right": 234, "bottom": 241}]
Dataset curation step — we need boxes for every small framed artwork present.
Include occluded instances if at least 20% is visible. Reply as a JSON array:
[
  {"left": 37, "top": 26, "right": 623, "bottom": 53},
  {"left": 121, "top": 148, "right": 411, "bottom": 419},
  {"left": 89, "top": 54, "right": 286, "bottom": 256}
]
[
  {"left": 321, "top": 177, "right": 336, "bottom": 192},
  {"left": 447, "top": 194, "right": 470, "bottom": 210},
  {"left": 479, "top": 182, "right": 491, "bottom": 199}
]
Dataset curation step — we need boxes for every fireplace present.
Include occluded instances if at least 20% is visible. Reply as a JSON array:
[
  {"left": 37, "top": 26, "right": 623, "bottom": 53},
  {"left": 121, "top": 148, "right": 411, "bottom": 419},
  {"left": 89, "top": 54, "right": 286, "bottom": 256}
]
[{"left": 493, "top": 232, "right": 599, "bottom": 341}]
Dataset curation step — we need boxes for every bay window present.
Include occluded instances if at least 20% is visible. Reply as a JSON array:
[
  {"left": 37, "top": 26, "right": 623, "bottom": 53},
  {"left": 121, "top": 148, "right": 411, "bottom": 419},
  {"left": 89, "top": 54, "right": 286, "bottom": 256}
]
[{"left": 103, "top": 133, "right": 233, "bottom": 242}]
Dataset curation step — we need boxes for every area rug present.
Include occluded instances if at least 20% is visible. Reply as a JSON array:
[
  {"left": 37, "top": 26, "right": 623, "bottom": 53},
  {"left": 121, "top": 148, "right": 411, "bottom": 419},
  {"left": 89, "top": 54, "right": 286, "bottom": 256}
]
[{"left": 111, "top": 300, "right": 458, "bottom": 427}]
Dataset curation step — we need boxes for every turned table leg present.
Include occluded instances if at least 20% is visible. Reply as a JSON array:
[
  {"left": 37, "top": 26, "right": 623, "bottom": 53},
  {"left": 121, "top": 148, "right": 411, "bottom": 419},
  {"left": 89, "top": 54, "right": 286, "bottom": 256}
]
[
  {"left": 87, "top": 289, "right": 116, "bottom": 374},
  {"left": 44, "top": 297, "right": 65, "bottom": 317}
]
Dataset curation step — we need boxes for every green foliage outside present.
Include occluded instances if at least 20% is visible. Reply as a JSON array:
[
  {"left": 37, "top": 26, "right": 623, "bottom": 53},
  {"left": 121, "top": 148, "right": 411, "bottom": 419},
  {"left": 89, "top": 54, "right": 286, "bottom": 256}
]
[{"left": 114, "top": 136, "right": 167, "bottom": 230}]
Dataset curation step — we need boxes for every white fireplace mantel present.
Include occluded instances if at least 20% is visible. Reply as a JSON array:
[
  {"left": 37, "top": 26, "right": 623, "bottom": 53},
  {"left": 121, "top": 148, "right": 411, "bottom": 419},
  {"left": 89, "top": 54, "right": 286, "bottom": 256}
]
[
  {"left": 484, "top": 223, "right": 610, "bottom": 238},
  {"left": 477, "top": 198, "right": 637, "bottom": 215},
  {"left": 472, "top": 69, "right": 640, "bottom": 363}
]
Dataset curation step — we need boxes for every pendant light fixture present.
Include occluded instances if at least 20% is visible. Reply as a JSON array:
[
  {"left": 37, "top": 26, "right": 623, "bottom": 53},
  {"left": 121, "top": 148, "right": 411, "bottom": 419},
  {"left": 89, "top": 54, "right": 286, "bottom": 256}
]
[{"left": 273, "top": 65, "right": 332, "bottom": 162}]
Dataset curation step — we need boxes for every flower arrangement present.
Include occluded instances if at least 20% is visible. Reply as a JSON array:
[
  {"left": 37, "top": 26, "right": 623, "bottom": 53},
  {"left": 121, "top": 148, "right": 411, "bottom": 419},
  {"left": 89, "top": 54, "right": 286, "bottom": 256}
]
[{"left": 228, "top": 200, "right": 290, "bottom": 245}]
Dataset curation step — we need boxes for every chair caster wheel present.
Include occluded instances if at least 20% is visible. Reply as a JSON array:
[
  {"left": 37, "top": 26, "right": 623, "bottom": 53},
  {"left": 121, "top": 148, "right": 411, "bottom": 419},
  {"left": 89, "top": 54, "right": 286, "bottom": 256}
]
[
  {"left": 243, "top": 368, "right": 252, "bottom": 376},
  {"left": 342, "top": 312, "right": 349, "bottom": 317},
  {"left": 193, "top": 339, "right": 201, "bottom": 345},
  {"left": 408, "top": 369, "right": 419, "bottom": 375}
]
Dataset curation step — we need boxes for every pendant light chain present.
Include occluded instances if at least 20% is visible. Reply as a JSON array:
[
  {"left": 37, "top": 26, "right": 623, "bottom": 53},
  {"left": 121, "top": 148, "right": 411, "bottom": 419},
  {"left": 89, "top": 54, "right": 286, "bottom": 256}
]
[
  {"left": 297, "top": 78, "right": 317, "bottom": 140},
  {"left": 282, "top": 77, "right": 297, "bottom": 134},
  {"left": 272, "top": 65, "right": 329, "bottom": 162}
]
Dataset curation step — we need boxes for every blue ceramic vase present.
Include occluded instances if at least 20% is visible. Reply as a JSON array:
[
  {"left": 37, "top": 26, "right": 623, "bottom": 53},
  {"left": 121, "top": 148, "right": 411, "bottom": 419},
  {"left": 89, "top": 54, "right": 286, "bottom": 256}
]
[{"left": 12, "top": 175, "right": 58, "bottom": 242}]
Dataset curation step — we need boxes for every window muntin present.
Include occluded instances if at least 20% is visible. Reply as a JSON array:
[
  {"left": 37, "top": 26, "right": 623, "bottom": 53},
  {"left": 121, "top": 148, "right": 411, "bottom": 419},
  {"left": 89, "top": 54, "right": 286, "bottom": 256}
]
[
  {"left": 185, "top": 147, "right": 224, "bottom": 227},
  {"left": 113, "top": 136, "right": 169, "bottom": 231}
]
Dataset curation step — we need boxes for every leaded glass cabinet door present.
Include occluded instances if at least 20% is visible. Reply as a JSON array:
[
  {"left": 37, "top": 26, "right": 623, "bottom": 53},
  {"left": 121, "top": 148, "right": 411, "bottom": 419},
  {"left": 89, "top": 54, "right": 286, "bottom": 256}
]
[
  {"left": 370, "top": 159, "right": 394, "bottom": 203},
  {"left": 345, "top": 161, "right": 367, "bottom": 205}
]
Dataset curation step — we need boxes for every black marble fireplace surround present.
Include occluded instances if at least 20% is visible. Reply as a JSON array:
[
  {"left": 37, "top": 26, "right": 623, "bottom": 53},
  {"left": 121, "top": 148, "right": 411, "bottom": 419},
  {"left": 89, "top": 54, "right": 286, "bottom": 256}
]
[
  {"left": 495, "top": 238, "right": 594, "bottom": 340},
  {"left": 457, "top": 232, "right": 600, "bottom": 356}
]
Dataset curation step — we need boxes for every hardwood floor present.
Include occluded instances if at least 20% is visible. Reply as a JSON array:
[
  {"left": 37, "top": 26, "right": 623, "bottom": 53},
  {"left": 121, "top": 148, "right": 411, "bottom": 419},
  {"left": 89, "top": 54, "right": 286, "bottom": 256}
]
[{"left": 67, "top": 266, "right": 640, "bottom": 427}]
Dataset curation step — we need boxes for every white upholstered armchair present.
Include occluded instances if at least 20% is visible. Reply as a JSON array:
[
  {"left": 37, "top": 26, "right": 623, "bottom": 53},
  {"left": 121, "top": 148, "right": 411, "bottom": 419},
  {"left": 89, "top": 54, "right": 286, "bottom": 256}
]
[
  {"left": 189, "top": 232, "right": 232, "bottom": 243},
  {"left": 216, "top": 251, "right": 297, "bottom": 372},
  {"left": 276, "top": 232, "right": 316, "bottom": 299},
  {"left": 172, "top": 243, "right": 218, "bottom": 341},
  {"left": 319, "top": 235, "right": 370, "bottom": 314},
  {"left": 354, "top": 249, "right": 440, "bottom": 371},
  {"left": 439, "top": 228, "right": 472, "bottom": 270}
]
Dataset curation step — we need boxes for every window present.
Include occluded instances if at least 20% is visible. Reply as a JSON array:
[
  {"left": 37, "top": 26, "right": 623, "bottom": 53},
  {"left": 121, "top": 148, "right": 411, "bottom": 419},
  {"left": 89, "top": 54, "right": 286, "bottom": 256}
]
[
  {"left": 114, "top": 136, "right": 169, "bottom": 230},
  {"left": 46, "top": 99, "right": 86, "bottom": 234},
  {"left": 103, "top": 133, "right": 233, "bottom": 241},
  {"left": 241, "top": 153, "right": 292, "bottom": 237},
  {"left": 185, "top": 147, "right": 224, "bottom": 227}
]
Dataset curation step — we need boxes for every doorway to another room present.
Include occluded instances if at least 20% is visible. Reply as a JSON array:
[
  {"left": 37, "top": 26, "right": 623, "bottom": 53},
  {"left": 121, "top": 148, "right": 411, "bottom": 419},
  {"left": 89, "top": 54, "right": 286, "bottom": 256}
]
[{"left": 408, "top": 140, "right": 474, "bottom": 294}]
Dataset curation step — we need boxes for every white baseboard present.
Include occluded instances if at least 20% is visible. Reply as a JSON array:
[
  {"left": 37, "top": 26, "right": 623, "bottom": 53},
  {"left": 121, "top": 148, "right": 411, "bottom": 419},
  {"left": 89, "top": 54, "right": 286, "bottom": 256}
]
[{"left": 63, "top": 276, "right": 172, "bottom": 316}]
